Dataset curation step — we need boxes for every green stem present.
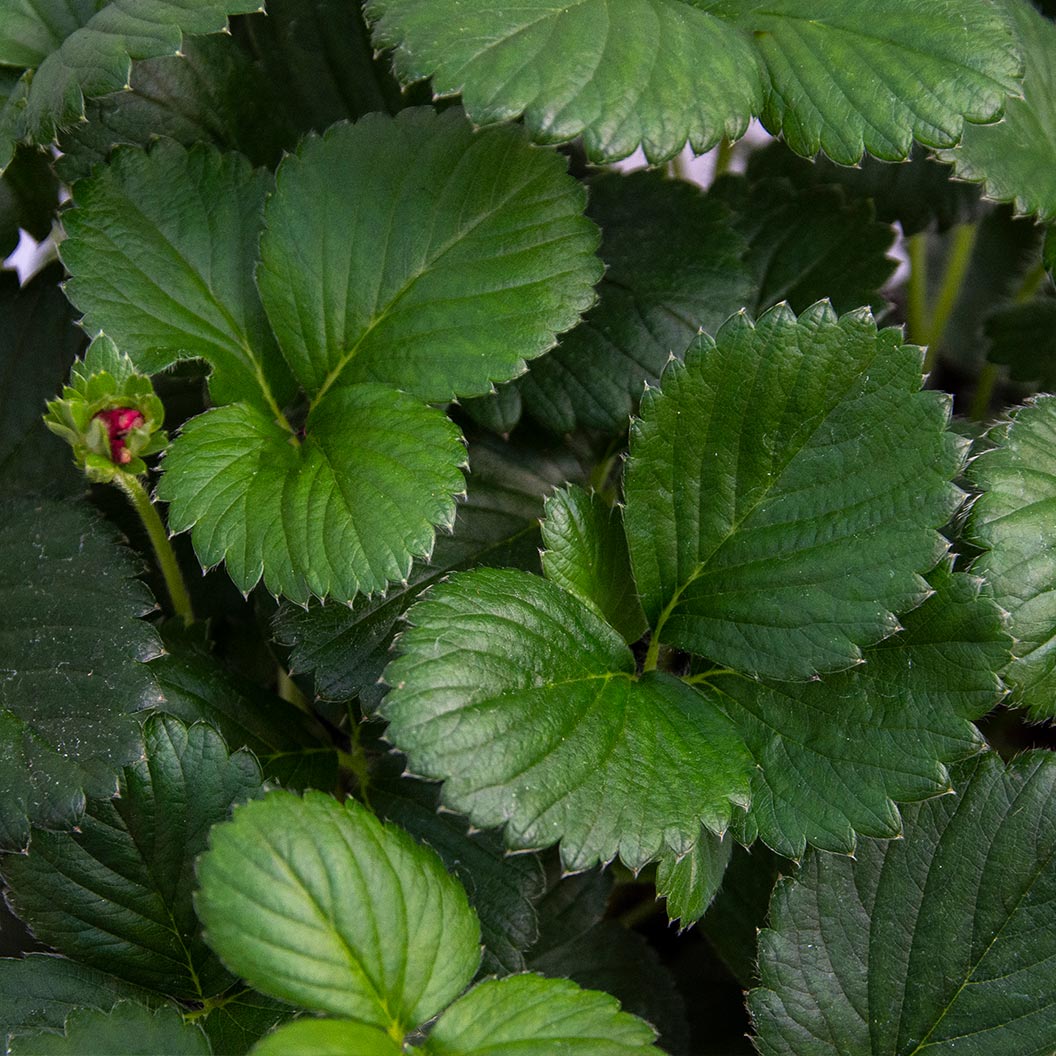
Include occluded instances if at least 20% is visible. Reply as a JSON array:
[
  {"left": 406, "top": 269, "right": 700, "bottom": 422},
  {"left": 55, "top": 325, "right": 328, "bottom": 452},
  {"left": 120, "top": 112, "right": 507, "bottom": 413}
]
[
  {"left": 277, "top": 665, "right": 310, "bottom": 713},
  {"left": 114, "top": 471, "right": 195, "bottom": 625},
  {"left": 968, "top": 363, "right": 998, "bottom": 423},
  {"left": 1014, "top": 261, "right": 1047, "bottom": 305},
  {"left": 922, "top": 223, "right": 977, "bottom": 373},
  {"left": 906, "top": 232, "right": 929, "bottom": 347},
  {"left": 713, "top": 137, "right": 734, "bottom": 180},
  {"left": 342, "top": 722, "right": 373, "bottom": 809}
]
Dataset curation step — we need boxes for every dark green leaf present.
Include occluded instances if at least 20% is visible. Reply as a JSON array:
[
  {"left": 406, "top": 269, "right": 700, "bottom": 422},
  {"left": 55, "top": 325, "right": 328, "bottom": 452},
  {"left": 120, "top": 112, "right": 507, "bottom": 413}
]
[
  {"left": 383, "top": 567, "right": 752, "bottom": 872},
  {"left": 1, "top": 717, "right": 263, "bottom": 999},
  {"left": 198, "top": 990, "right": 294, "bottom": 1056},
  {"left": 624, "top": 302, "right": 965, "bottom": 681},
  {"left": 517, "top": 171, "right": 752, "bottom": 433},
  {"left": 250, "top": 1019, "right": 400, "bottom": 1056},
  {"left": 654, "top": 831, "right": 731, "bottom": 929},
  {"left": 528, "top": 865, "right": 612, "bottom": 959},
  {"left": 0, "top": 146, "right": 57, "bottom": 258},
  {"left": 986, "top": 298, "right": 1056, "bottom": 388},
  {"left": 751, "top": 751, "right": 1056, "bottom": 1056},
  {"left": 0, "top": 498, "right": 162, "bottom": 850},
  {"left": 196, "top": 791, "right": 480, "bottom": 1032}
]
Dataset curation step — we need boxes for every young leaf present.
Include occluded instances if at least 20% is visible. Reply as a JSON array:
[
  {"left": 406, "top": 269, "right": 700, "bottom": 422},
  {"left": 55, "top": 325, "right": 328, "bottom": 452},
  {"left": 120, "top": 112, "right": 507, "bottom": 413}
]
[
  {"left": 624, "top": 302, "right": 965, "bottom": 681},
  {"left": 156, "top": 387, "right": 465, "bottom": 603},
  {"left": 383, "top": 567, "right": 752, "bottom": 872},
  {"left": 712, "top": 564, "right": 1007, "bottom": 858},
  {"left": 937, "top": 0, "right": 1056, "bottom": 221},
  {"left": 251, "top": 1019, "right": 402, "bottom": 1056},
  {"left": 7, "top": 1002, "right": 210, "bottom": 1056},
  {"left": 256, "top": 108, "right": 602, "bottom": 402},
  {"left": 421, "top": 974, "right": 659, "bottom": 1054},
  {"left": 654, "top": 831, "right": 731, "bottom": 929},
  {"left": 0, "top": 498, "right": 162, "bottom": 850},
  {"left": 196, "top": 790, "right": 481, "bottom": 1033},
  {"left": 366, "top": 0, "right": 764, "bottom": 164},
  {"left": 751, "top": 751, "right": 1056, "bottom": 1055},
  {"left": 967, "top": 395, "right": 1056, "bottom": 719},
  {"left": 1, "top": 717, "right": 263, "bottom": 1000}
]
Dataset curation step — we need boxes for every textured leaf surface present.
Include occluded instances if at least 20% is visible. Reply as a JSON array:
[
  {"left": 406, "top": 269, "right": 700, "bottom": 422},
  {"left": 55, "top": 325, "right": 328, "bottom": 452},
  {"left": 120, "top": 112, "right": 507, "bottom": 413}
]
[
  {"left": 0, "top": 498, "right": 162, "bottom": 850},
  {"left": 1, "top": 717, "right": 262, "bottom": 999},
  {"left": 196, "top": 790, "right": 480, "bottom": 1031},
  {"left": 366, "top": 0, "right": 763, "bottom": 164},
  {"left": 751, "top": 751, "right": 1056, "bottom": 1056},
  {"left": 968, "top": 396, "right": 1056, "bottom": 718},
  {"left": 709, "top": 0, "right": 1023, "bottom": 165},
  {"left": 710, "top": 565, "right": 1007, "bottom": 857},
  {"left": 383, "top": 568, "right": 752, "bottom": 872},
  {"left": 937, "top": 0, "right": 1056, "bottom": 221},
  {"left": 157, "top": 387, "right": 465, "bottom": 604},
  {"left": 655, "top": 831, "right": 731, "bottom": 928},
  {"left": 541, "top": 485, "right": 646, "bottom": 645},
  {"left": 257, "top": 108, "right": 601, "bottom": 403},
  {"left": 624, "top": 302, "right": 964, "bottom": 680},
  {"left": 8, "top": 1002, "right": 210, "bottom": 1055},
  {"left": 423, "top": 974, "right": 659, "bottom": 1054},
  {"left": 251, "top": 1019, "right": 401, "bottom": 1056},
  {"left": 517, "top": 171, "right": 752, "bottom": 433}
]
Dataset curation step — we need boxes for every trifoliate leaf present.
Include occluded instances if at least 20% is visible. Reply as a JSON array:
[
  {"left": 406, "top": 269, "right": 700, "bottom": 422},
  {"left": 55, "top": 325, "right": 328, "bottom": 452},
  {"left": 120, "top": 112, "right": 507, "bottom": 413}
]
[
  {"left": 365, "top": 0, "right": 764, "bottom": 164},
  {"left": 383, "top": 567, "right": 752, "bottom": 873},
  {"left": 157, "top": 387, "right": 465, "bottom": 603},
  {"left": 422, "top": 974, "right": 659, "bottom": 1054},
  {"left": 986, "top": 298, "right": 1056, "bottom": 388},
  {"left": 937, "top": 0, "right": 1056, "bottom": 221},
  {"left": 0, "top": 498, "right": 162, "bottom": 850},
  {"left": 712, "top": 564, "right": 1006, "bottom": 857},
  {"left": 257, "top": 108, "right": 601, "bottom": 402},
  {"left": 707, "top": 0, "right": 1023, "bottom": 165},
  {"left": 751, "top": 751, "right": 1056, "bottom": 1056},
  {"left": 1, "top": 716, "right": 263, "bottom": 999},
  {"left": 8, "top": 1002, "right": 211, "bottom": 1056},
  {"left": 541, "top": 485, "right": 646, "bottom": 645},
  {"left": 61, "top": 140, "right": 292, "bottom": 411},
  {"left": 250, "top": 1019, "right": 401, "bottom": 1056},
  {"left": 967, "top": 395, "right": 1056, "bottom": 718},
  {"left": 624, "top": 302, "right": 965, "bottom": 681},
  {"left": 196, "top": 790, "right": 481, "bottom": 1033},
  {"left": 12, "top": 0, "right": 261, "bottom": 145},
  {"left": 517, "top": 171, "right": 752, "bottom": 434},
  {"left": 655, "top": 831, "right": 731, "bottom": 929}
]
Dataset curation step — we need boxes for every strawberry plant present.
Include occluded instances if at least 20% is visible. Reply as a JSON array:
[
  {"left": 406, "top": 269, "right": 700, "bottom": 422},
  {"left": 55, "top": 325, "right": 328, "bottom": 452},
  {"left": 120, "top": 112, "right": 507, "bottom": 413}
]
[{"left": 3, "top": 1, "right": 1056, "bottom": 1053}]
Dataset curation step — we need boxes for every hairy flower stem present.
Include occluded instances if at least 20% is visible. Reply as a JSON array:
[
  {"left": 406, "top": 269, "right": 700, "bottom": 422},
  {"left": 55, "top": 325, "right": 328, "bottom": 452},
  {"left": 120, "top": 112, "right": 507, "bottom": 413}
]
[{"left": 113, "top": 470, "right": 195, "bottom": 626}]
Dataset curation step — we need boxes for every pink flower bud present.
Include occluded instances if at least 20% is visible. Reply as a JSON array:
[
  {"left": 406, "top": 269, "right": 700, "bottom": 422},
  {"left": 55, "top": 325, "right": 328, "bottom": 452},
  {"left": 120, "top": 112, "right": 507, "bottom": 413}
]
[{"left": 94, "top": 407, "right": 146, "bottom": 464}]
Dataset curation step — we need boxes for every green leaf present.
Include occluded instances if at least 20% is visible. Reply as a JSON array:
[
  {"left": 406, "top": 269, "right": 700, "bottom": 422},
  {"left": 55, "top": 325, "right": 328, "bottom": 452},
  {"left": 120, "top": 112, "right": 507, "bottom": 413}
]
[
  {"left": 707, "top": 0, "right": 1024, "bottom": 165},
  {"left": 541, "top": 485, "right": 646, "bottom": 645},
  {"left": 0, "top": 70, "right": 29, "bottom": 173},
  {"left": 8, "top": 1002, "right": 211, "bottom": 1055},
  {"left": 1, "top": 716, "right": 263, "bottom": 999},
  {"left": 250, "top": 1019, "right": 401, "bottom": 1056},
  {"left": 366, "top": 0, "right": 763, "bottom": 164},
  {"left": 751, "top": 751, "right": 1056, "bottom": 1056},
  {"left": 967, "top": 395, "right": 1056, "bottom": 719},
  {"left": 0, "top": 498, "right": 162, "bottom": 850},
  {"left": 383, "top": 567, "right": 752, "bottom": 872},
  {"left": 0, "top": 145, "right": 57, "bottom": 258},
  {"left": 937, "top": 0, "right": 1056, "bottom": 221},
  {"left": 655, "top": 831, "right": 731, "bottom": 929},
  {"left": 257, "top": 108, "right": 601, "bottom": 403},
  {"left": 422, "top": 974, "right": 659, "bottom": 1054},
  {"left": 157, "top": 388, "right": 465, "bottom": 603},
  {"left": 13, "top": 0, "right": 261, "bottom": 145},
  {"left": 986, "top": 298, "right": 1056, "bottom": 388},
  {"left": 60, "top": 139, "right": 292, "bottom": 411},
  {"left": 624, "top": 301, "right": 965, "bottom": 681},
  {"left": 517, "top": 170, "right": 752, "bottom": 434},
  {"left": 199, "top": 990, "right": 294, "bottom": 1056},
  {"left": 196, "top": 790, "right": 481, "bottom": 1033},
  {"left": 0, "top": 955, "right": 161, "bottom": 1048},
  {"left": 710, "top": 563, "right": 1007, "bottom": 857},
  {"left": 712, "top": 175, "right": 896, "bottom": 315}
]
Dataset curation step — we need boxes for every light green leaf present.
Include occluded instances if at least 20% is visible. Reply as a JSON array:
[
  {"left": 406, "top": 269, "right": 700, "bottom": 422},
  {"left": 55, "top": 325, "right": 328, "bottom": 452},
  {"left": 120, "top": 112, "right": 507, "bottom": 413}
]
[
  {"left": 422, "top": 974, "right": 659, "bottom": 1054},
  {"left": 8, "top": 1002, "right": 211, "bottom": 1055},
  {"left": 383, "top": 567, "right": 752, "bottom": 872},
  {"left": 61, "top": 140, "right": 292, "bottom": 411},
  {"left": 655, "top": 831, "right": 731, "bottom": 928},
  {"left": 366, "top": 0, "right": 763, "bottom": 164},
  {"left": 751, "top": 751, "right": 1056, "bottom": 1056},
  {"left": 1, "top": 716, "right": 263, "bottom": 1000},
  {"left": 196, "top": 790, "right": 481, "bottom": 1033},
  {"left": 250, "top": 1019, "right": 401, "bottom": 1056},
  {"left": 157, "top": 387, "right": 465, "bottom": 603},
  {"left": 937, "top": 0, "right": 1056, "bottom": 221},
  {"left": 705, "top": 0, "right": 1023, "bottom": 165},
  {"left": 967, "top": 395, "right": 1056, "bottom": 719},
  {"left": 709, "top": 564, "right": 1007, "bottom": 857},
  {"left": 257, "top": 108, "right": 601, "bottom": 403},
  {"left": 518, "top": 170, "right": 752, "bottom": 434},
  {"left": 624, "top": 301, "right": 965, "bottom": 681},
  {"left": 0, "top": 498, "right": 162, "bottom": 850}
]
